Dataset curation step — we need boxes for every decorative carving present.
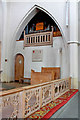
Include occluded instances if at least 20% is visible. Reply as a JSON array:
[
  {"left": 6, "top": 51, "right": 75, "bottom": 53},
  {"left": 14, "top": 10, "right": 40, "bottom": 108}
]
[
  {"left": 0, "top": 78, "right": 70, "bottom": 119},
  {"left": 44, "top": 90, "right": 49, "bottom": 99},
  {"left": 25, "top": 87, "right": 41, "bottom": 117},
  {"left": 28, "top": 94, "right": 36, "bottom": 106},
  {"left": 54, "top": 79, "right": 70, "bottom": 97},
  {"left": 42, "top": 84, "right": 52, "bottom": 106},
  {"left": 0, "top": 93, "right": 19, "bottom": 118}
]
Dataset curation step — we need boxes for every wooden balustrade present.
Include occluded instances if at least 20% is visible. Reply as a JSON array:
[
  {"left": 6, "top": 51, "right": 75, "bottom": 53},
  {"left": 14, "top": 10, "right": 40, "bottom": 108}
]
[
  {"left": 24, "top": 27, "right": 53, "bottom": 47},
  {"left": 0, "top": 41, "right": 1, "bottom": 81},
  {"left": 0, "top": 77, "right": 71, "bottom": 119}
]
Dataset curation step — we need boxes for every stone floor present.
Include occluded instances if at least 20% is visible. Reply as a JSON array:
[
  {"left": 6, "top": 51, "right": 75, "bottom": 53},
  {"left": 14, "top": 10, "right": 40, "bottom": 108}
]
[
  {"left": 0, "top": 81, "right": 29, "bottom": 91},
  {"left": 50, "top": 92, "right": 80, "bottom": 119}
]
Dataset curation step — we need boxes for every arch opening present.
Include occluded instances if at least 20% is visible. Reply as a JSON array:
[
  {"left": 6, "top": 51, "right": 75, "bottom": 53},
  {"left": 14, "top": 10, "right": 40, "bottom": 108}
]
[
  {"left": 13, "top": 5, "right": 68, "bottom": 82},
  {"left": 14, "top": 5, "right": 64, "bottom": 41}
]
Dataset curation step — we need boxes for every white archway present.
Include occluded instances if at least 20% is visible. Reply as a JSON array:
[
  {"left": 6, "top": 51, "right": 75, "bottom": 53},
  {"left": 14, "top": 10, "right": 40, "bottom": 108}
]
[
  {"left": 9, "top": 4, "right": 69, "bottom": 82},
  {"left": 14, "top": 4, "right": 65, "bottom": 42}
]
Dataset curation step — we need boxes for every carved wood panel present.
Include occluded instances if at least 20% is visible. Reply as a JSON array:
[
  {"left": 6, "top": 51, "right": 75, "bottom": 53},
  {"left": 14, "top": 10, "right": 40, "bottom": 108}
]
[
  {"left": 0, "top": 93, "right": 20, "bottom": 119},
  {"left": 24, "top": 87, "right": 41, "bottom": 117},
  {"left": 54, "top": 79, "right": 70, "bottom": 97},
  {"left": 42, "top": 84, "right": 52, "bottom": 106}
]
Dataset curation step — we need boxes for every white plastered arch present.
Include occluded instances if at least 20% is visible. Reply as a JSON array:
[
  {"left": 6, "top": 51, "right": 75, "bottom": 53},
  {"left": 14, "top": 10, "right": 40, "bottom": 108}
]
[{"left": 13, "top": 4, "right": 66, "bottom": 45}]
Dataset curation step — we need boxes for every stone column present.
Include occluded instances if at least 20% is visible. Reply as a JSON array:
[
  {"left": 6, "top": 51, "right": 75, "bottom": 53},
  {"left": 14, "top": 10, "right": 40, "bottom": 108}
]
[{"left": 68, "top": 1, "right": 78, "bottom": 89}]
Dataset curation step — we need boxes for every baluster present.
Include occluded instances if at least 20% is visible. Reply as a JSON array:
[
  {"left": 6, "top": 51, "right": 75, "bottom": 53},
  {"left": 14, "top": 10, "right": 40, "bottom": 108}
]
[
  {"left": 22, "top": 91, "right": 26, "bottom": 118},
  {"left": 40, "top": 87, "right": 42, "bottom": 108},
  {"left": 45, "top": 35, "right": 46, "bottom": 42},
  {"left": 40, "top": 35, "right": 41, "bottom": 43},
  {"left": 30, "top": 36, "right": 31, "bottom": 44},
  {"left": 33, "top": 36, "right": 34, "bottom": 43},
  {"left": 52, "top": 83, "right": 55, "bottom": 101},
  {"left": 35, "top": 36, "right": 36, "bottom": 43},
  {"left": 37, "top": 36, "right": 38, "bottom": 43}
]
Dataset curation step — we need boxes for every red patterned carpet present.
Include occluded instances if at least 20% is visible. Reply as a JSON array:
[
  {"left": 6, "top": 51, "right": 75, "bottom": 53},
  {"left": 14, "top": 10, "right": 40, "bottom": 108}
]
[{"left": 27, "top": 89, "right": 78, "bottom": 119}]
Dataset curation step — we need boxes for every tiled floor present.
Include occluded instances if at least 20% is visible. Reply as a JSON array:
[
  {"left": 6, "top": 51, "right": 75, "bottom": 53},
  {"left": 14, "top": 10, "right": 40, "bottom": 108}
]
[{"left": 50, "top": 92, "right": 80, "bottom": 119}]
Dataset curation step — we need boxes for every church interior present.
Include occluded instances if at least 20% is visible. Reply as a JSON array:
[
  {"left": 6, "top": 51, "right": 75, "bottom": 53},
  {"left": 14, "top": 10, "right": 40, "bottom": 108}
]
[{"left": 0, "top": 0, "right": 80, "bottom": 119}]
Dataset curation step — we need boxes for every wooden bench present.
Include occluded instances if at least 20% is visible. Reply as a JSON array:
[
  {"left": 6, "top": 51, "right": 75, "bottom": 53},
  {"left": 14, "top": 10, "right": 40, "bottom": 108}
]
[{"left": 31, "top": 69, "right": 52, "bottom": 85}]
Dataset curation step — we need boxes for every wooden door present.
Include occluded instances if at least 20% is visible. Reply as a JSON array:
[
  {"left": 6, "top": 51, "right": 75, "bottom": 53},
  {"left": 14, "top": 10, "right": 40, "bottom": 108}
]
[{"left": 15, "top": 54, "right": 24, "bottom": 81}]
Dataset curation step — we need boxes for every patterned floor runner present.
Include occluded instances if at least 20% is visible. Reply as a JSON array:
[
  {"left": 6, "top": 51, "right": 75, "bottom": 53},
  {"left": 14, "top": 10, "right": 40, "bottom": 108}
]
[{"left": 27, "top": 89, "right": 78, "bottom": 119}]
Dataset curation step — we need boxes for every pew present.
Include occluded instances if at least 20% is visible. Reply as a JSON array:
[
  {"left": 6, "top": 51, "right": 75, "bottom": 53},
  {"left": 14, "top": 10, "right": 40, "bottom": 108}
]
[
  {"left": 31, "top": 69, "right": 52, "bottom": 85},
  {"left": 41, "top": 67, "right": 60, "bottom": 80}
]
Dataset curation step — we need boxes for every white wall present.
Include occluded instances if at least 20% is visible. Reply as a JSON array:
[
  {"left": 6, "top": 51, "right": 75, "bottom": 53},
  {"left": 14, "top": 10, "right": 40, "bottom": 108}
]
[
  {"left": 14, "top": 37, "right": 69, "bottom": 79},
  {"left": 0, "top": 1, "right": 2, "bottom": 71},
  {"left": 78, "top": 46, "right": 80, "bottom": 80},
  {"left": 1, "top": 1, "right": 70, "bottom": 82},
  {"left": 78, "top": 1, "right": 80, "bottom": 42},
  {"left": 78, "top": 46, "right": 80, "bottom": 91},
  {"left": 0, "top": 1, "right": 2, "bottom": 42},
  {"left": 78, "top": 1, "right": 80, "bottom": 90},
  {"left": 68, "top": 1, "right": 78, "bottom": 89}
]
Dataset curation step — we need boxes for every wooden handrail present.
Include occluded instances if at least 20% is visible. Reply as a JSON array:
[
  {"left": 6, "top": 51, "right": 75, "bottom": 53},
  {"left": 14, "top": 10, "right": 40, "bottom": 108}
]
[
  {"left": 25, "top": 31, "right": 52, "bottom": 37},
  {"left": 0, "top": 77, "right": 71, "bottom": 97}
]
